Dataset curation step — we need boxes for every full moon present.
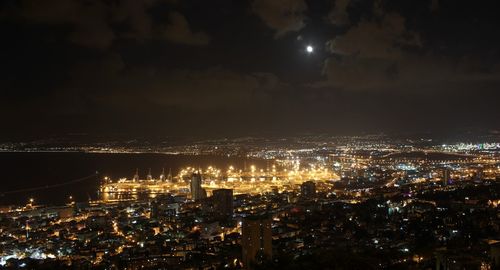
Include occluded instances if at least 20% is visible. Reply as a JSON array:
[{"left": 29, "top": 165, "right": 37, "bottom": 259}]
[{"left": 306, "top": 45, "right": 314, "bottom": 53}]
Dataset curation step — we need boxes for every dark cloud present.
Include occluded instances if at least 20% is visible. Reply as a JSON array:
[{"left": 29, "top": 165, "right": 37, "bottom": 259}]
[
  {"left": 110, "top": 0, "right": 156, "bottom": 40},
  {"left": 317, "top": 0, "right": 500, "bottom": 93},
  {"left": 163, "top": 11, "right": 210, "bottom": 46},
  {"left": 326, "top": 0, "right": 350, "bottom": 26},
  {"left": 326, "top": 13, "right": 417, "bottom": 58},
  {"left": 48, "top": 53, "right": 285, "bottom": 114},
  {"left": 98, "top": 67, "right": 280, "bottom": 110},
  {"left": 11, "top": 0, "right": 115, "bottom": 48},
  {"left": 251, "top": 0, "right": 307, "bottom": 38},
  {"left": 1, "top": 0, "right": 210, "bottom": 49},
  {"left": 430, "top": 0, "right": 439, "bottom": 12},
  {"left": 319, "top": 11, "right": 423, "bottom": 90}
]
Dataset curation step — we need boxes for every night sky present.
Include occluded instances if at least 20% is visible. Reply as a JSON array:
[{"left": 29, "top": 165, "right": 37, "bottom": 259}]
[{"left": 1, "top": 0, "right": 500, "bottom": 139}]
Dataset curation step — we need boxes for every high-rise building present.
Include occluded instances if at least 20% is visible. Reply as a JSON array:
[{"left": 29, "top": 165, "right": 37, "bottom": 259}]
[
  {"left": 491, "top": 242, "right": 500, "bottom": 269},
  {"left": 212, "top": 189, "right": 233, "bottom": 219},
  {"left": 190, "top": 173, "right": 205, "bottom": 201},
  {"left": 443, "top": 169, "right": 450, "bottom": 186},
  {"left": 150, "top": 200, "right": 159, "bottom": 219},
  {"left": 241, "top": 215, "right": 272, "bottom": 268},
  {"left": 300, "top": 181, "right": 316, "bottom": 198}
]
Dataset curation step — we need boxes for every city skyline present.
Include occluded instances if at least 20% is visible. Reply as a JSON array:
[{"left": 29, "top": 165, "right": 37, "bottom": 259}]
[{"left": 1, "top": 1, "right": 500, "bottom": 269}]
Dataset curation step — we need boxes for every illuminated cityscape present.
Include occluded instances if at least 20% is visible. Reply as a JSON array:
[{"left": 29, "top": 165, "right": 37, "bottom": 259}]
[
  {"left": 1, "top": 135, "right": 499, "bottom": 269},
  {"left": 100, "top": 163, "right": 339, "bottom": 201},
  {"left": 1, "top": 0, "right": 500, "bottom": 269}
]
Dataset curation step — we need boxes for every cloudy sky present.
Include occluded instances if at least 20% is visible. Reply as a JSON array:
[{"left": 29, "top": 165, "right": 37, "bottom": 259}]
[{"left": 1, "top": 0, "right": 500, "bottom": 139}]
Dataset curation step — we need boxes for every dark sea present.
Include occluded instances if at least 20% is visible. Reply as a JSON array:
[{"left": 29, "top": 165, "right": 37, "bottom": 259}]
[{"left": 0, "top": 152, "right": 264, "bottom": 206}]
